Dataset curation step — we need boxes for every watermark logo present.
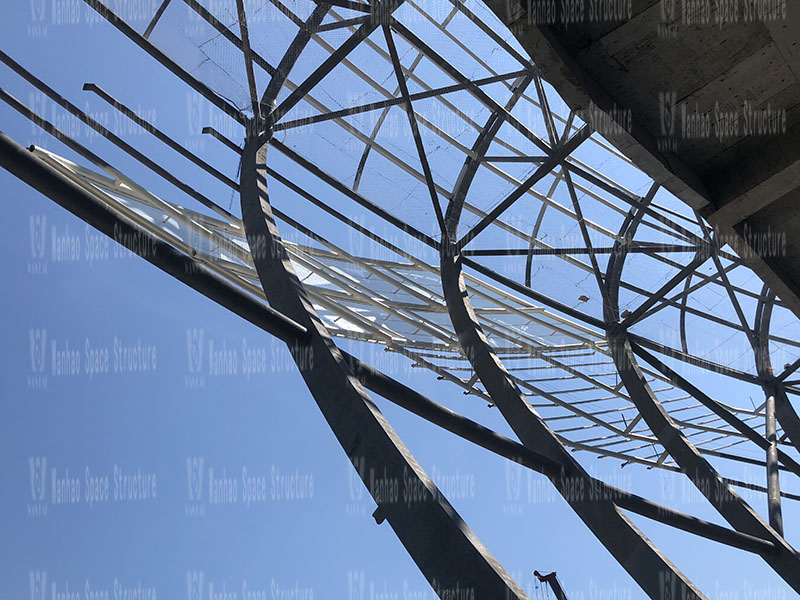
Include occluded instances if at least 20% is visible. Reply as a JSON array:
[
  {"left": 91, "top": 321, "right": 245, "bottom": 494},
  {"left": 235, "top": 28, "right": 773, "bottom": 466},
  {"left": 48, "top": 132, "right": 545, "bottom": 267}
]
[
  {"left": 186, "top": 573, "right": 306, "bottom": 600},
  {"left": 429, "top": 465, "right": 475, "bottom": 504},
  {"left": 27, "top": 458, "right": 156, "bottom": 516},
  {"left": 186, "top": 456, "right": 205, "bottom": 517},
  {"left": 506, "top": 460, "right": 522, "bottom": 501},
  {"left": 187, "top": 457, "right": 204, "bottom": 501},
  {"left": 185, "top": 92, "right": 207, "bottom": 152},
  {"left": 185, "top": 328, "right": 205, "bottom": 389},
  {"left": 28, "top": 457, "right": 48, "bottom": 517},
  {"left": 518, "top": 0, "right": 633, "bottom": 27},
  {"left": 659, "top": 469, "right": 676, "bottom": 502},
  {"left": 659, "top": 91, "right": 678, "bottom": 136},
  {"left": 660, "top": 0, "right": 678, "bottom": 21},
  {"left": 186, "top": 457, "right": 306, "bottom": 517},
  {"left": 659, "top": 570, "right": 677, "bottom": 600},
  {"left": 658, "top": 91, "right": 679, "bottom": 152},
  {"left": 28, "top": 93, "right": 50, "bottom": 144},
  {"left": 186, "top": 92, "right": 203, "bottom": 134},
  {"left": 28, "top": 328, "right": 48, "bottom": 390},
  {"left": 28, "top": 0, "right": 48, "bottom": 37},
  {"left": 29, "top": 457, "right": 47, "bottom": 500},
  {"left": 30, "top": 0, "right": 46, "bottom": 21},
  {"left": 582, "top": 101, "right": 632, "bottom": 138},
  {"left": 30, "top": 570, "right": 47, "bottom": 600},
  {"left": 26, "top": 215, "right": 114, "bottom": 274},
  {"left": 346, "top": 454, "right": 368, "bottom": 517},
  {"left": 27, "top": 329, "right": 155, "bottom": 388},
  {"left": 657, "top": 91, "right": 787, "bottom": 152},
  {"left": 187, "top": 570, "right": 204, "bottom": 600},
  {"left": 504, "top": 460, "right": 524, "bottom": 516},
  {"left": 268, "top": 579, "right": 314, "bottom": 600},
  {"left": 659, "top": 0, "right": 786, "bottom": 37},
  {"left": 345, "top": 572, "right": 410, "bottom": 600},
  {"left": 184, "top": 330, "right": 269, "bottom": 388},
  {"left": 187, "top": 328, "right": 204, "bottom": 372},
  {"left": 347, "top": 570, "right": 365, "bottom": 600},
  {"left": 28, "top": 215, "right": 48, "bottom": 274},
  {"left": 29, "top": 328, "right": 47, "bottom": 371},
  {"left": 183, "top": 91, "right": 238, "bottom": 152}
]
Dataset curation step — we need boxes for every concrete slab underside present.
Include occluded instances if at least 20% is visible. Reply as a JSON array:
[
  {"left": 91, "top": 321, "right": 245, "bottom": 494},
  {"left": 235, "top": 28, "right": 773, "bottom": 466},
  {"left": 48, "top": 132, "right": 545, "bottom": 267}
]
[{"left": 484, "top": 0, "right": 800, "bottom": 318}]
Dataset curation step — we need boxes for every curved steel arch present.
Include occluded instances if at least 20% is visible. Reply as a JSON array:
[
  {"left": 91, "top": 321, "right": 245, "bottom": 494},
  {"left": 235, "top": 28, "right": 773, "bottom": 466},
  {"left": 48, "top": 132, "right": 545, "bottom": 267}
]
[
  {"left": 756, "top": 288, "right": 800, "bottom": 456},
  {"left": 239, "top": 132, "right": 527, "bottom": 598},
  {"left": 5, "top": 0, "right": 800, "bottom": 596},
  {"left": 436, "top": 75, "right": 702, "bottom": 598},
  {"left": 231, "top": 7, "right": 529, "bottom": 597},
  {"left": 603, "top": 201, "right": 800, "bottom": 592}
]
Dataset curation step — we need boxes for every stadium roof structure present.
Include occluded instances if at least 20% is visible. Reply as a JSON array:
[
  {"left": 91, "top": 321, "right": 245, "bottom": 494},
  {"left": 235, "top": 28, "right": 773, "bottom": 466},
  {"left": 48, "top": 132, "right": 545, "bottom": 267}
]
[{"left": 2, "top": 0, "right": 800, "bottom": 597}]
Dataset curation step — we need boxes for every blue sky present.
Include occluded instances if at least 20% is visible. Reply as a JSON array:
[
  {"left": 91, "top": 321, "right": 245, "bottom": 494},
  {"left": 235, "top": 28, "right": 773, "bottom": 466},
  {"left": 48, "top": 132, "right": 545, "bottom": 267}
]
[{"left": 1, "top": 1, "right": 798, "bottom": 598}]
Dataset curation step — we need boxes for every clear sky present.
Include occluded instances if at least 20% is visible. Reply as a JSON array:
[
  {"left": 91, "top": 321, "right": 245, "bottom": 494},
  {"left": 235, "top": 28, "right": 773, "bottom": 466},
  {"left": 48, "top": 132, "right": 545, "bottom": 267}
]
[{"left": 1, "top": 2, "right": 798, "bottom": 599}]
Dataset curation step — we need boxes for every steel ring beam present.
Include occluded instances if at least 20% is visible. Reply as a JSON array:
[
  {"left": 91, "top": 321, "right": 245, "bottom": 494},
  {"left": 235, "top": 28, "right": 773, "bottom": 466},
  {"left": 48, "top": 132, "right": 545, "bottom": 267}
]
[
  {"left": 437, "top": 88, "right": 703, "bottom": 595},
  {"left": 603, "top": 202, "right": 800, "bottom": 592}
]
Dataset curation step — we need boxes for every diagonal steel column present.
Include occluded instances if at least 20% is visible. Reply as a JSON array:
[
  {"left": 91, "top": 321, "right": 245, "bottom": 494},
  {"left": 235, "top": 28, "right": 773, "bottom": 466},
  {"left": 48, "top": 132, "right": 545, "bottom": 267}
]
[
  {"left": 239, "top": 134, "right": 527, "bottom": 598},
  {"left": 630, "top": 343, "right": 800, "bottom": 478},
  {"left": 754, "top": 286, "right": 790, "bottom": 536}
]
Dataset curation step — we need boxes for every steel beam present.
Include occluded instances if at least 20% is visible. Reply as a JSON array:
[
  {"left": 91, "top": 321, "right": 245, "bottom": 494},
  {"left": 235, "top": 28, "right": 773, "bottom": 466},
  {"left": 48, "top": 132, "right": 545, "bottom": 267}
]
[
  {"left": 0, "top": 51, "right": 235, "bottom": 222},
  {"left": 463, "top": 245, "right": 700, "bottom": 256},
  {"left": 0, "top": 131, "right": 304, "bottom": 342},
  {"left": 382, "top": 24, "right": 446, "bottom": 235},
  {"left": 82, "top": 0, "right": 245, "bottom": 124},
  {"left": 234, "top": 0, "right": 262, "bottom": 118}
]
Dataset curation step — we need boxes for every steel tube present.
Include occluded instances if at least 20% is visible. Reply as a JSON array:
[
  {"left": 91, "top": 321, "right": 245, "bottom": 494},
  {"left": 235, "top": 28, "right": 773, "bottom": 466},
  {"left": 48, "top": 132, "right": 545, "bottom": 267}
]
[{"left": 765, "top": 390, "right": 784, "bottom": 536}]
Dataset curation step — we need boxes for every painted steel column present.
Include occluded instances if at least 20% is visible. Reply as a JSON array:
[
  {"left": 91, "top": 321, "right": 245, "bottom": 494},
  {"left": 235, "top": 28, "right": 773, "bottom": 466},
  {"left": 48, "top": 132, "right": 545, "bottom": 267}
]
[
  {"left": 756, "top": 290, "right": 785, "bottom": 536},
  {"left": 239, "top": 134, "right": 527, "bottom": 599},
  {"left": 765, "top": 390, "right": 784, "bottom": 536}
]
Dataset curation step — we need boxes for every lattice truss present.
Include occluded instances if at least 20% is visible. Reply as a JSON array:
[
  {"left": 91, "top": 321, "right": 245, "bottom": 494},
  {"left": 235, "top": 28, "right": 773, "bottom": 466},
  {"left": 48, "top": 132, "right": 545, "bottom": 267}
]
[{"left": 3, "top": 0, "right": 800, "bottom": 595}]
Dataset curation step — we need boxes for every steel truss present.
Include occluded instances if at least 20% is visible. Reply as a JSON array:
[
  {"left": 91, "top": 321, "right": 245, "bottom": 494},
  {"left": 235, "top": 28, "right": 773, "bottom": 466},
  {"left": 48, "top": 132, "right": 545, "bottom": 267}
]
[{"left": 2, "top": 0, "right": 800, "bottom": 596}]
